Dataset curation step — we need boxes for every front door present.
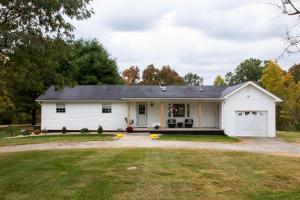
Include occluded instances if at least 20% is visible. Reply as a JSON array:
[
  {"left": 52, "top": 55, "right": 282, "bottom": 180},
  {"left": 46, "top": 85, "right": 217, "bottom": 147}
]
[{"left": 137, "top": 103, "right": 147, "bottom": 127}]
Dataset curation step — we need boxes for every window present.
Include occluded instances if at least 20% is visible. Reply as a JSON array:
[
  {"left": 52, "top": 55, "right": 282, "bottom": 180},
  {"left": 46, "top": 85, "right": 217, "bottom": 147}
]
[
  {"left": 102, "top": 104, "right": 112, "bottom": 113},
  {"left": 168, "top": 104, "right": 189, "bottom": 118},
  {"left": 172, "top": 104, "right": 185, "bottom": 117},
  {"left": 56, "top": 103, "right": 66, "bottom": 113},
  {"left": 138, "top": 104, "right": 146, "bottom": 115}
]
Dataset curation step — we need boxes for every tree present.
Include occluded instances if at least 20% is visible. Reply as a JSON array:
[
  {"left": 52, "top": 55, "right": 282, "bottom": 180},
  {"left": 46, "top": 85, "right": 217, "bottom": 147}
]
[
  {"left": 0, "top": 0, "right": 93, "bottom": 54},
  {"left": 261, "top": 60, "right": 287, "bottom": 98},
  {"left": 141, "top": 64, "right": 160, "bottom": 85},
  {"left": 70, "top": 40, "right": 120, "bottom": 85},
  {"left": 159, "top": 66, "right": 184, "bottom": 85},
  {"left": 183, "top": 73, "right": 203, "bottom": 86},
  {"left": 289, "top": 63, "right": 300, "bottom": 83},
  {"left": 270, "top": 0, "right": 300, "bottom": 54},
  {"left": 0, "top": 0, "right": 93, "bottom": 125},
  {"left": 225, "top": 58, "right": 265, "bottom": 85},
  {"left": 214, "top": 75, "right": 225, "bottom": 86},
  {"left": 122, "top": 66, "right": 140, "bottom": 85},
  {"left": 0, "top": 54, "right": 13, "bottom": 115},
  {"left": 261, "top": 60, "right": 300, "bottom": 130},
  {"left": 8, "top": 39, "right": 76, "bottom": 125}
]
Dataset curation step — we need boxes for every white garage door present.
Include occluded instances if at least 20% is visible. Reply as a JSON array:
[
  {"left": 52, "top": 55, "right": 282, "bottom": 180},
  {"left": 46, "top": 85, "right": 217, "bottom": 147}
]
[{"left": 235, "top": 111, "right": 268, "bottom": 137}]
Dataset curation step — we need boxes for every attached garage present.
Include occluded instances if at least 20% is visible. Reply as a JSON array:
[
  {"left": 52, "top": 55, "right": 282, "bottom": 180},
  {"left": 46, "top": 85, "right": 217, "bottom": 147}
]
[
  {"left": 222, "top": 82, "right": 282, "bottom": 138},
  {"left": 235, "top": 111, "right": 268, "bottom": 137}
]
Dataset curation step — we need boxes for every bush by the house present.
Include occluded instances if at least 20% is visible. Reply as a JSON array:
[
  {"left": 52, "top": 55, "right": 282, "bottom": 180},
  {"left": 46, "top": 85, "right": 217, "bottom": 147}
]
[
  {"left": 126, "top": 126, "right": 133, "bottom": 133},
  {"left": 62, "top": 126, "right": 67, "bottom": 134},
  {"left": 97, "top": 126, "right": 103, "bottom": 134},
  {"left": 21, "top": 129, "right": 32, "bottom": 135},
  {"left": 80, "top": 128, "right": 89, "bottom": 134}
]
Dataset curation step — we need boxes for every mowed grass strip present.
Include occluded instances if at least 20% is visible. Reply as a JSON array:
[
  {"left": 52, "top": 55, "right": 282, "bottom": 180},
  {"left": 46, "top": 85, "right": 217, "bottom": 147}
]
[
  {"left": 159, "top": 134, "right": 239, "bottom": 142},
  {"left": 277, "top": 131, "right": 300, "bottom": 143},
  {"left": 0, "top": 134, "right": 114, "bottom": 146},
  {"left": 0, "top": 149, "right": 300, "bottom": 200}
]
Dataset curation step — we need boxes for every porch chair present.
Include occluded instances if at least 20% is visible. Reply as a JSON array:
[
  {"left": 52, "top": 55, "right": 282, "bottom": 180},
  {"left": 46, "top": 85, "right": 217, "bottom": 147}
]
[
  {"left": 184, "top": 118, "right": 193, "bottom": 128},
  {"left": 167, "top": 118, "right": 176, "bottom": 128}
]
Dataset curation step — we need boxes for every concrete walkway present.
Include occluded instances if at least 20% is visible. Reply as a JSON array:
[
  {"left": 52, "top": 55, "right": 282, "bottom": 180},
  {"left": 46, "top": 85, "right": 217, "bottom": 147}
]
[{"left": 1, "top": 133, "right": 300, "bottom": 157}]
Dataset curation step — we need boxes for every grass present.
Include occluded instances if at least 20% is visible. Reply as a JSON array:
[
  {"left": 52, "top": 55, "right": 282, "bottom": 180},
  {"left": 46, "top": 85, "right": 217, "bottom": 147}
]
[
  {"left": 0, "top": 134, "right": 114, "bottom": 146},
  {"left": 0, "top": 149, "right": 299, "bottom": 199},
  {"left": 159, "top": 134, "right": 239, "bottom": 142},
  {"left": 277, "top": 131, "right": 300, "bottom": 143},
  {"left": 0, "top": 125, "right": 32, "bottom": 139}
]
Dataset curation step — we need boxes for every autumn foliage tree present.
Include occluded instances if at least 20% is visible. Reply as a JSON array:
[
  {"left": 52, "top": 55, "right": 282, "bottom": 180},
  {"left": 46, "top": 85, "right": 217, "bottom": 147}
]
[
  {"left": 289, "top": 63, "right": 300, "bottom": 83},
  {"left": 159, "top": 66, "right": 185, "bottom": 85},
  {"left": 261, "top": 60, "right": 300, "bottom": 130},
  {"left": 122, "top": 66, "right": 140, "bottom": 85},
  {"left": 141, "top": 64, "right": 160, "bottom": 85}
]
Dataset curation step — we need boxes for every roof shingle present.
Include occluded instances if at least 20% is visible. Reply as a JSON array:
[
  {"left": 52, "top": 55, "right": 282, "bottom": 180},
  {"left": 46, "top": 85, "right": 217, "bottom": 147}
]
[{"left": 36, "top": 84, "right": 243, "bottom": 101}]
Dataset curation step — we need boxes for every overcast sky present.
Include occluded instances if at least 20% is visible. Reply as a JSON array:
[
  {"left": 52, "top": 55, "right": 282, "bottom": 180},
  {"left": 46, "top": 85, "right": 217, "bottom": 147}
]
[{"left": 72, "top": 0, "right": 299, "bottom": 84}]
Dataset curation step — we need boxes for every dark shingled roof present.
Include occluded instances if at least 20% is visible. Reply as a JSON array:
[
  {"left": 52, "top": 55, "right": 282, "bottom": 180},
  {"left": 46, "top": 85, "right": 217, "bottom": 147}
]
[{"left": 36, "top": 84, "right": 245, "bottom": 101}]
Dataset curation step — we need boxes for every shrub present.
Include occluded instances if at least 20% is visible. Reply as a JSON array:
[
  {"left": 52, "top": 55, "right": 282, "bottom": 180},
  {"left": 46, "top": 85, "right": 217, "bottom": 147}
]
[
  {"left": 97, "top": 126, "right": 103, "bottom": 134},
  {"left": 62, "top": 126, "right": 67, "bottom": 134},
  {"left": 80, "top": 128, "right": 89, "bottom": 134},
  {"left": 21, "top": 129, "right": 32, "bottom": 136},
  {"left": 126, "top": 126, "right": 133, "bottom": 133},
  {"left": 6, "top": 125, "right": 19, "bottom": 137}
]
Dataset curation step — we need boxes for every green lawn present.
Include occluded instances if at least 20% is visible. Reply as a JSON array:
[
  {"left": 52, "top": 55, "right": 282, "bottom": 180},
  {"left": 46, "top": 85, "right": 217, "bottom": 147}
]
[
  {"left": 159, "top": 134, "right": 239, "bottom": 142},
  {"left": 0, "top": 149, "right": 299, "bottom": 200},
  {"left": 0, "top": 134, "right": 114, "bottom": 146},
  {"left": 277, "top": 131, "right": 300, "bottom": 143}
]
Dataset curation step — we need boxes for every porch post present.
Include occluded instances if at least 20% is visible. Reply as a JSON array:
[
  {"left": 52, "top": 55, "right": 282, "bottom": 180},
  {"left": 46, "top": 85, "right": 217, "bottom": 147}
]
[
  {"left": 127, "top": 102, "right": 131, "bottom": 126},
  {"left": 160, "top": 102, "right": 165, "bottom": 128},
  {"left": 198, "top": 102, "right": 202, "bottom": 128}
]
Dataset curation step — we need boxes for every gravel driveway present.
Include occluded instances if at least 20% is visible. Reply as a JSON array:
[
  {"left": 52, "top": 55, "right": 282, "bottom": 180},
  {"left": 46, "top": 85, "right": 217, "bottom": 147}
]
[{"left": 1, "top": 134, "right": 300, "bottom": 157}]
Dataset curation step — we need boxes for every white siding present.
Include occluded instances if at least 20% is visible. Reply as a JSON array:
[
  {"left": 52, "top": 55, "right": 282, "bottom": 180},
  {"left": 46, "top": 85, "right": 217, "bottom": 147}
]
[
  {"left": 41, "top": 101, "right": 222, "bottom": 130},
  {"left": 147, "top": 102, "right": 160, "bottom": 127},
  {"left": 223, "top": 85, "right": 276, "bottom": 137},
  {"left": 202, "top": 102, "right": 219, "bottom": 128},
  {"left": 41, "top": 102, "right": 127, "bottom": 130}
]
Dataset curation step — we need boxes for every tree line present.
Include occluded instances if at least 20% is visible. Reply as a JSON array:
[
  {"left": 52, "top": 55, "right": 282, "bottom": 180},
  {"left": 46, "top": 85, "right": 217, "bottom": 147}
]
[{"left": 121, "top": 64, "right": 203, "bottom": 86}]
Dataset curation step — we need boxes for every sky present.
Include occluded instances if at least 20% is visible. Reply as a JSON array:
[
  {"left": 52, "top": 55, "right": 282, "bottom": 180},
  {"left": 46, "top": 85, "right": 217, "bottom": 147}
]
[{"left": 72, "top": 0, "right": 299, "bottom": 84}]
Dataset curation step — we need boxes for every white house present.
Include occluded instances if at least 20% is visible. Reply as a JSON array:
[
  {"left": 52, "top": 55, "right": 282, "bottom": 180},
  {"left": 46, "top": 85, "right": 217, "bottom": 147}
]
[{"left": 36, "top": 81, "right": 282, "bottom": 137}]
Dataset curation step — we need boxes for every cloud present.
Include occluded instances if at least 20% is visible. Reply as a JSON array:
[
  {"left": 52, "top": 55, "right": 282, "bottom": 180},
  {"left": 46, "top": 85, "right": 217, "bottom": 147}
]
[
  {"left": 72, "top": 0, "right": 299, "bottom": 84},
  {"left": 91, "top": 0, "right": 173, "bottom": 31},
  {"left": 174, "top": 0, "right": 295, "bottom": 41}
]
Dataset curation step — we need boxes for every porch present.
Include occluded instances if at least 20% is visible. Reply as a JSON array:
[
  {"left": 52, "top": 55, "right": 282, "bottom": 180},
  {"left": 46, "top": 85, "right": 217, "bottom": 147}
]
[
  {"left": 133, "top": 127, "right": 225, "bottom": 135},
  {"left": 124, "top": 99, "right": 223, "bottom": 131}
]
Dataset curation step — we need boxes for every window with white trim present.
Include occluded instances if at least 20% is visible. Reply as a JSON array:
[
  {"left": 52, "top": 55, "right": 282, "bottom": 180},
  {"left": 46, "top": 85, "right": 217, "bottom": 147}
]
[
  {"left": 168, "top": 104, "right": 189, "bottom": 118},
  {"left": 56, "top": 103, "right": 66, "bottom": 113},
  {"left": 102, "top": 104, "right": 112, "bottom": 113}
]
